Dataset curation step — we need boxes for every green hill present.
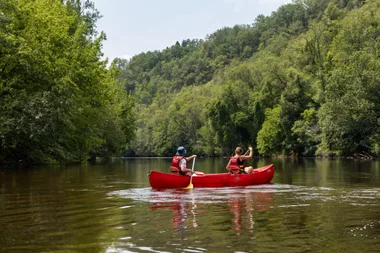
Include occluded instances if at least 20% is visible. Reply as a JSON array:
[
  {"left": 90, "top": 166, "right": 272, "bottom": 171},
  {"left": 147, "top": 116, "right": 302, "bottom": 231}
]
[
  {"left": 1, "top": 0, "right": 379, "bottom": 164},
  {"left": 116, "top": 0, "right": 380, "bottom": 158}
]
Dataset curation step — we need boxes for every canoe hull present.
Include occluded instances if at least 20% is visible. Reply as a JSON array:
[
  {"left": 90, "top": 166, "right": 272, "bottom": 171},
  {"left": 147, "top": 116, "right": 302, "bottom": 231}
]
[{"left": 149, "top": 164, "right": 275, "bottom": 189}]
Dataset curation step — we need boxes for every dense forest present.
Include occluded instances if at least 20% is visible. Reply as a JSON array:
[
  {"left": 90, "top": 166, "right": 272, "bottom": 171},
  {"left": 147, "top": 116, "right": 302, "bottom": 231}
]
[
  {"left": 1, "top": 0, "right": 380, "bottom": 164},
  {"left": 117, "top": 0, "right": 380, "bottom": 158},
  {"left": 0, "top": 0, "right": 135, "bottom": 164}
]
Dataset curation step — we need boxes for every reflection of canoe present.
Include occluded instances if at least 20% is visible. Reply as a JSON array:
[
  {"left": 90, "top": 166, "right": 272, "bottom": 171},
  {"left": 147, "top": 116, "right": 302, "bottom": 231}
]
[{"left": 148, "top": 164, "right": 275, "bottom": 189}]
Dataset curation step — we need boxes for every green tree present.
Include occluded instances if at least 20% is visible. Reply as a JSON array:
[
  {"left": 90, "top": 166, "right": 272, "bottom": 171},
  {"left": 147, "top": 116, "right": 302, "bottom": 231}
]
[
  {"left": 257, "top": 106, "right": 285, "bottom": 155},
  {"left": 0, "top": 0, "right": 134, "bottom": 163},
  {"left": 280, "top": 70, "right": 314, "bottom": 154},
  {"left": 292, "top": 108, "right": 320, "bottom": 156},
  {"left": 317, "top": 0, "right": 380, "bottom": 155},
  {"left": 207, "top": 81, "right": 253, "bottom": 154}
]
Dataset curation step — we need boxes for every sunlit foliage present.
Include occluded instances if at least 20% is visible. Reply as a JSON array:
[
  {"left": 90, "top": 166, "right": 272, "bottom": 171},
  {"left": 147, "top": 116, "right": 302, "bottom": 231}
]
[{"left": 0, "top": 0, "right": 135, "bottom": 163}]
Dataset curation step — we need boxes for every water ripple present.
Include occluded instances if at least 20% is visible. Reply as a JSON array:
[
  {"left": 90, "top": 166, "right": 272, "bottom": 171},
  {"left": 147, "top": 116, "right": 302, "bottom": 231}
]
[{"left": 108, "top": 185, "right": 380, "bottom": 211}]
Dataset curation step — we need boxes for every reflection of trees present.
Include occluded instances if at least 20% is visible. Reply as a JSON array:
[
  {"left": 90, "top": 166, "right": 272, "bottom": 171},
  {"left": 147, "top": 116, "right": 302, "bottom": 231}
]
[{"left": 0, "top": 165, "right": 120, "bottom": 253}]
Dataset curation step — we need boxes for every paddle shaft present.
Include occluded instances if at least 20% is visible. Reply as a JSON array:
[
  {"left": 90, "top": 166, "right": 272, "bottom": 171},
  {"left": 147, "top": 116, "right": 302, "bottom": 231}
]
[
  {"left": 189, "top": 157, "right": 196, "bottom": 183},
  {"left": 184, "top": 157, "right": 196, "bottom": 189},
  {"left": 191, "top": 157, "right": 196, "bottom": 172},
  {"left": 230, "top": 148, "right": 250, "bottom": 157}
]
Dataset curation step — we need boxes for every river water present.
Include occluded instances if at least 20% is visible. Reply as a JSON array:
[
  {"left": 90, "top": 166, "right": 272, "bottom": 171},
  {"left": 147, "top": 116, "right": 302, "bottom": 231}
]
[{"left": 0, "top": 157, "right": 379, "bottom": 253}]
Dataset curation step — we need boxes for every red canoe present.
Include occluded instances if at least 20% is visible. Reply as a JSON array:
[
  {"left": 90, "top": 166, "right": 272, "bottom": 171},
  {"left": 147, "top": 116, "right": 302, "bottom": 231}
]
[{"left": 148, "top": 164, "right": 275, "bottom": 189}]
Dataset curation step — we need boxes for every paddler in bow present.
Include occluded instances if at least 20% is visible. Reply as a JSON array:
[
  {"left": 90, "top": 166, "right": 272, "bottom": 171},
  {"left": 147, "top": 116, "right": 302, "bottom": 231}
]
[{"left": 226, "top": 147, "right": 254, "bottom": 175}]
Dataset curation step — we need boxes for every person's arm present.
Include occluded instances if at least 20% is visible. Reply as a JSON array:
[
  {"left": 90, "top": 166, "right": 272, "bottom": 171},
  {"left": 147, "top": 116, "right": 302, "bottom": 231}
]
[
  {"left": 186, "top": 155, "right": 197, "bottom": 162},
  {"left": 180, "top": 158, "right": 194, "bottom": 174},
  {"left": 240, "top": 147, "right": 253, "bottom": 160},
  {"left": 225, "top": 159, "right": 231, "bottom": 171}
]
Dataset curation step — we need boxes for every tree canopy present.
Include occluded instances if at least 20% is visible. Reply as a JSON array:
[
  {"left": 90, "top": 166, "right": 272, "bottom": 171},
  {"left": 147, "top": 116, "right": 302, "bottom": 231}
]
[
  {"left": 117, "top": 0, "right": 380, "bottom": 158},
  {"left": 2, "top": 0, "right": 380, "bottom": 163},
  {"left": 0, "top": 0, "right": 135, "bottom": 164}
]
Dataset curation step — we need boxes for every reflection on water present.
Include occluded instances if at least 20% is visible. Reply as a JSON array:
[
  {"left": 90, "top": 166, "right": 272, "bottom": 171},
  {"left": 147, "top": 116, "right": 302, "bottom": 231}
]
[
  {"left": 109, "top": 186, "right": 277, "bottom": 246},
  {"left": 109, "top": 184, "right": 380, "bottom": 252},
  {"left": 129, "top": 186, "right": 274, "bottom": 235},
  {"left": 106, "top": 184, "right": 380, "bottom": 253},
  {"left": 1, "top": 158, "right": 380, "bottom": 253}
]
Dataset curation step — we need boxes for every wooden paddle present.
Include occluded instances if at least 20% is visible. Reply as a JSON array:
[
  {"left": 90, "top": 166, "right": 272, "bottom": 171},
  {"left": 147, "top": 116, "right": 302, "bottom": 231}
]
[{"left": 184, "top": 157, "right": 196, "bottom": 189}]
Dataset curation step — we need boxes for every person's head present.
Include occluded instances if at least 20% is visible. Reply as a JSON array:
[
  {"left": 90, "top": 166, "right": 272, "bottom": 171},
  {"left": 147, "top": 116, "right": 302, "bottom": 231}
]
[
  {"left": 177, "top": 146, "right": 187, "bottom": 156},
  {"left": 235, "top": 147, "right": 243, "bottom": 155}
]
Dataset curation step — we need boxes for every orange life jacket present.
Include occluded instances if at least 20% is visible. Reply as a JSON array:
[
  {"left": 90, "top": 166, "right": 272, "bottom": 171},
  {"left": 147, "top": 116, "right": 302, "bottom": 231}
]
[{"left": 170, "top": 156, "right": 187, "bottom": 175}]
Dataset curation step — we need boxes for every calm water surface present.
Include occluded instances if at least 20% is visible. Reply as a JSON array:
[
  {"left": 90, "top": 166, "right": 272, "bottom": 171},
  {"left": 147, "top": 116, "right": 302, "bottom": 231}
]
[{"left": 0, "top": 158, "right": 379, "bottom": 253}]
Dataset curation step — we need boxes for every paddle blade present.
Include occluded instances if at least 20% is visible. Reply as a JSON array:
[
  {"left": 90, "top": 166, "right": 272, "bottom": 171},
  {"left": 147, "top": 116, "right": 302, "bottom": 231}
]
[{"left": 183, "top": 181, "right": 193, "bottom": 189}]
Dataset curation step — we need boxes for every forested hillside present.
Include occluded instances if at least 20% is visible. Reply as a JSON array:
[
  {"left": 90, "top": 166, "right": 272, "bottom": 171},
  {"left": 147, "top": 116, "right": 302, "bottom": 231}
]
[
  {"left": 0, "top": 0, "right": 135, "bottom": 164},
  {"left": 1, "top": 0, "right": 379, "bottom": 164},
  {"left": 116, "top": 0, "right": 380, "bottom": 158}
]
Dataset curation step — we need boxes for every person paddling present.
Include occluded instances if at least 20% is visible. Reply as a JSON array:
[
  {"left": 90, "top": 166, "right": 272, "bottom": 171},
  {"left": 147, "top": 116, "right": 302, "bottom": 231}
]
[
  {"left": 170, "top": 146, "right": 197, "bottom": 176},
  {"left": 226, "top": 147, "right": 254, "bottom": 175}
]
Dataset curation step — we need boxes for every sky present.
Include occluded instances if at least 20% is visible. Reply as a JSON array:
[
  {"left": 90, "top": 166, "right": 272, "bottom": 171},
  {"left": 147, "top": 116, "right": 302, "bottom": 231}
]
[{"left": 92, "top": 0, "right": 292, "bottom": 61}]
